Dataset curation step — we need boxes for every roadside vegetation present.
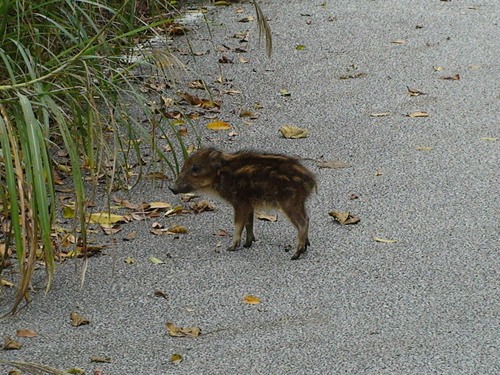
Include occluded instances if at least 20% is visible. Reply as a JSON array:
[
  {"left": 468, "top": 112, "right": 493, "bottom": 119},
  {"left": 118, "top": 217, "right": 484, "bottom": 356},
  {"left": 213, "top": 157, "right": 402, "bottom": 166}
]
[{"left": 0, "top": 0, "right": 270, "bottom": 316}]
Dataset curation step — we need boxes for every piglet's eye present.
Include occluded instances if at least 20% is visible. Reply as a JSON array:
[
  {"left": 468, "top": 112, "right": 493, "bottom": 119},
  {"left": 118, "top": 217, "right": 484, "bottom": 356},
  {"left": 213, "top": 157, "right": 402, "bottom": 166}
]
[{"left": 191, "top": 165, "right": 200, "bottom": 173}]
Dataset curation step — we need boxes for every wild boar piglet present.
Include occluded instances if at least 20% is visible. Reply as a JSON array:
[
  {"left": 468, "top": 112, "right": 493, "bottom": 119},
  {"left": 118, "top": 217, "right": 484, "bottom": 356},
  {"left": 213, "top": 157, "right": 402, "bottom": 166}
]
[{"left": 170, "top": 148, "right": 316, "bottom": 260}]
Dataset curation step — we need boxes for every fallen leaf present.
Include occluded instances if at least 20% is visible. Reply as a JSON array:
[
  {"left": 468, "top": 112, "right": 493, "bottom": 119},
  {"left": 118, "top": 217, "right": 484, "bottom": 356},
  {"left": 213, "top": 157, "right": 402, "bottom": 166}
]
[
  {"left": 415, "top": 146, "right": 433, "bottom": 151},
  {"left": 238, "top": 16, "right": 254, "bottom": 22},
  {"left": 16, "top": 329, "right": 37, "bottom": 338},
  {"left": 149, "top": 256, "right": 165, "bottom": 264},
  {"left": 316, "top": 159, "right": 351, "bottom": 169},
  {"left": 216, "top": 229, "right": 229, "bottom": 237},
  {"left": 170, "top": 353, "right": 183, "bottom": 364},
  {"left": 89, "top": 212, "right": 127, "bottom": 225},
  {"left": 224, "top": 89, "right": 241, "bottom": 95},
  {"left": 165, "top": 322, "right": 201, "bottom": 338},
  {"left": 375, "top": 169, "right": 382, "bottom": 176},
  {"left": 439, "top": 74, "right": 460, "bottom": 81},
  {"left": 370, "top": 112, "right": 390, "bottom": 117},
  {"left": 339, "top": 72, "right": 367, "bottom": 80},
  {"left": 407, "top": 111, "right": 429, "bottom": 118},
  {"left": 145, "top": 172, "right": 168, "bottom": 180},
  {"left": 1, "top": 279, "right": 14, "bottom": 287},
  {"left": 70, "top": 312, "right": 90, "bottom": 327},
  {"left": 243, "top": 295, "right": 261, "bottom": 305},
  {"left": 256, "top": 212, "right": 278, "bottom": 222},
  {"left": 188, "top": 80, "right": 204, "bottom": 89},
  {"left": 238, "top": 56, "right": 249, "bottom": 63},
  {"left": 391, "top": 39, "right": 406, "bottom": 44},
  {"left": 167, "top": 225, "right": 188, "bottom": 234},
  {"left": 207, "top": 120, "right": 231, "bottom": 130},
  {"left": 124, "top": 231, "right": 137, "bottom": 241},
  {"left": 190, "top": 200, "right": 215, "bottom": 213},
  {"left": 90, "top": 356, "right": 112, "bottom": 363},
  {"left": 2, "top": 337, "right": 21, "bottom": 350},
  {"left": 373, "top": 237, "right": 398, "bottom": 243},
  {"left": 124, "top": 256, "right": 135, "bottom": 264},
  {"left": 328, "top": 211, "right": 360, "bottom": 225},
  {"left": 219, "top": 55, "right": 233, "bottom": 64},
  {"left": 295, "top": 44, "right": 306, "bottom": 50},
  {"left": 349, "top": 193, "right": 359, "bottom": 200},
  {"left": 154, "top": 290, "right": 168, "bottom": 299},
  {"left": 279, "top": 88, "right": 291, "bottom": 96},
  {"left": 433, "top": 66, "right": 444, "bottom": 71},
  {"left": 239, "top": 110, "right": 258, "bottom": 119},
  {"left": 407, "top": 87, "right": 426, "bottom": 96},
  {"left": 164, "top": 206, "right": 185, "bottom": 217},
  {"left": 279, "top": 125, "right": 309, "bottom": 139},
  {"left": 100, "top": 224, "right": 121, "bottom": 235},
  {"left": 480, "top": 137, "right": 498, "bottom": 142},
  {"left": 147, "top": 202, "right": 172, "bottom": 211}
]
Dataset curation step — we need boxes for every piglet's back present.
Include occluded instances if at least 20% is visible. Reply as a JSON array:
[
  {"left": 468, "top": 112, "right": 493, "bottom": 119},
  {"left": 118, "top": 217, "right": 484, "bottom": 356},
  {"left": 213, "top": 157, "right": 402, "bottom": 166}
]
[{"left": 214, "top": 151, "right": 316, "bottom": 205}]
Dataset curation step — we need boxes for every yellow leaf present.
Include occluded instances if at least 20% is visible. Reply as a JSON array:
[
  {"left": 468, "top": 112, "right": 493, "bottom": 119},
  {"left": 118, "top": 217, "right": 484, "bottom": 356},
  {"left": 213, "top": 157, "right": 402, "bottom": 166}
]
[
  {"left": 167, "top": 225, "right": 188, "bottom": 234},
  {"left": 206, "top": 120, "right": 231, "bottom": 130},
  {"left": 434, "top": 66, "right": 444, "bottom": 71},
  {"left": 170, "top": 353, "right": 183, "bottom": 364},
  {"left": 124, "top": 256, "right": 135, "bottom": 264},
  {"left": 373, "top": 237, "right": 398, "bottom": 243},
  {"left": 62, "top": 204, "right": 75, "bottom": 219},
  {"left": 88, "top": 212, "right": 126, "bottom": 225},
  {"left": 480, "top": 137, "right": 498, "bottom": 142},
  {"left": 243, "top": 295, "right": 261, "bottom": 305},
  {"left": 279, "top": 125, "right": 309, "bottom": 139}
]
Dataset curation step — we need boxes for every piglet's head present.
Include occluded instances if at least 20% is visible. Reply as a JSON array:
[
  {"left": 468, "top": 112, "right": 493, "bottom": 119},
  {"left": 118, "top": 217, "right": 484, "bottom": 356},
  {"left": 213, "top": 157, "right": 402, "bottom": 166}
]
[{"left": 169, "top": 148, "right": 223, "bottom": 194}]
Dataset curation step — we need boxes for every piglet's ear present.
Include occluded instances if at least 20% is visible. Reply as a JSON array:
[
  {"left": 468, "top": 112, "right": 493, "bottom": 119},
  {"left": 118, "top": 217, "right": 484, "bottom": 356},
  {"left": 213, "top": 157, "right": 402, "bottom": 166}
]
[{"left": 208, "top": 149, "right": 223, "bottom": 169}]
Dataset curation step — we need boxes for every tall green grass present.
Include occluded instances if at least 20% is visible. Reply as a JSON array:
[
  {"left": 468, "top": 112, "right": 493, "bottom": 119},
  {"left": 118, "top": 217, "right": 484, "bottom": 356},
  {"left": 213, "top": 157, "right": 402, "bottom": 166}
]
[{"left": 0, "top": 0, "right": 188, "bottom": 314}]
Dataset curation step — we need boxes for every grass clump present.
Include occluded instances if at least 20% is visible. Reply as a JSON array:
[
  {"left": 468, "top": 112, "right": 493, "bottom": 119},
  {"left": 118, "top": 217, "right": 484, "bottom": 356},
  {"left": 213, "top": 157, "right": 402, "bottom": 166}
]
[{"left": 0, "top": 0, "right": 188, "bottom": 314}]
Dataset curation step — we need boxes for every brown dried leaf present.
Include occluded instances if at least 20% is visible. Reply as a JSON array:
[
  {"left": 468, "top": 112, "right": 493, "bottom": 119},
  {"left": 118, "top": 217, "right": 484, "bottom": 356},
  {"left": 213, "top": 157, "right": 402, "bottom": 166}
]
[
  {"left": 124, "top": 231, "right": 137, "bottom": 241},
  {"left": 439, "top": 74, "right": 460, "bottom": 81},
  {"left": 190, "top": 200, "right": 216, "bottom": 213},
  {"left": 407, "top": 87, "right": 426, "bottom": 96},
  {"left": 165, "top": 322, "right": 201, "bottom": 338},
  {"left": 100, "top": 224, "right": 121, "bottom": 235},
  {"left": 188, "top": 80, "right": 205, "bottom": 89},
  {"left": 328, "top": 211, "right": 360, "bottom": 225},
  {"left": 70, "top": 312, "right": 90, "bottom": 327},
  {"left": 219, "top": 55, "right": 233, "bottom": 64},
  {"left": 154, "top": 290, "right": 169, "bottom": 299},
  {"left": 416, "top": 146, "right": 433, "bottom": 151},
  {"left": 3, "top": 336, "right": 21, "bottom": 350},
  {"left": 16, "top": 329, "right": 38, "bottom": 338},
  {"left": 339, "top": 72, "right": 367, "bottom": 80}
]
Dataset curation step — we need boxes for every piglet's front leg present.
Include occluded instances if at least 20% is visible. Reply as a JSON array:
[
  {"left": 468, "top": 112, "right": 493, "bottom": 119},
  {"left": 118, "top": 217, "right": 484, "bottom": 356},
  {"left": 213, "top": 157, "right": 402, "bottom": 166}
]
[{"left": 226, "top": 204, "right": 250, "bottom": 251}]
